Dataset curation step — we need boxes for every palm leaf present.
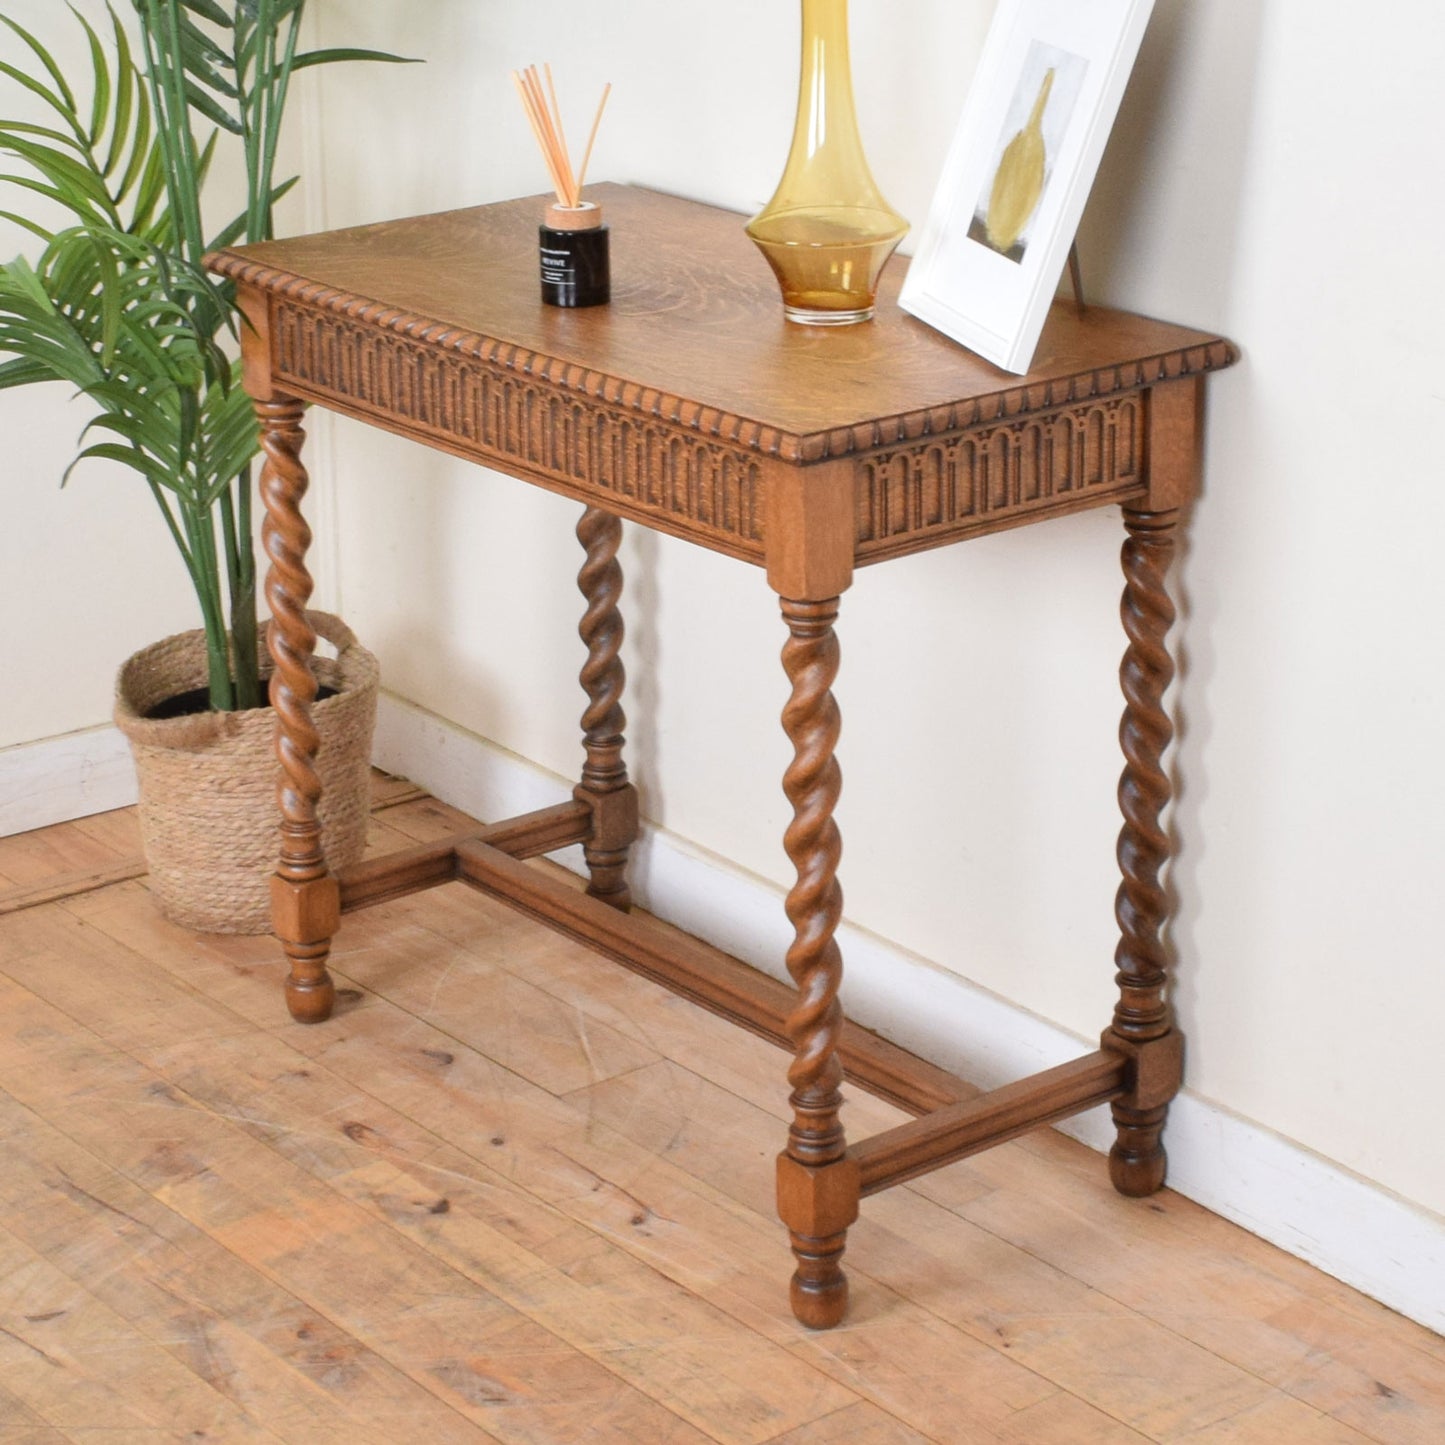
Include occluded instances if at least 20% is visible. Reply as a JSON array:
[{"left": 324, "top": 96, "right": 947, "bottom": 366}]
[
  {"left": 0, "top": 354, "right": 63, "bottom": 387},
  {"left": 183, "top": 0, "right": 237, "bottom": 26},
  {"left": 0, "top": 119, "right": 89, "bottom": 148},
  {"left": 184, "top": 77, "right": 241, "bottom": 135},
  {"left": 0, "top": 30, "right": 80, "bottom": 135},
  {"left": 103, "top": 10, "right": 144, "bottom": 180},
  {"left": 0, "top": 133, "right": 120, "bottom": 221},
  {"left": 0, "top": 14, "right": 79, "bottom": 114},
  {"left": 66, "top": 439, "right": 184, "bottom": 492},
  {"left": 292, "top": 47, "right": 418, "bottom": 71},
  {"left": 75, "top": 9, "right": 113, "bottom": 150}
]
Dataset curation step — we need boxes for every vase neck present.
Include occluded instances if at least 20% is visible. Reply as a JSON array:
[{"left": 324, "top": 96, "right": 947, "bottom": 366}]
[{"left": 795, "top": 0, "right": 864, "bottom": 161}]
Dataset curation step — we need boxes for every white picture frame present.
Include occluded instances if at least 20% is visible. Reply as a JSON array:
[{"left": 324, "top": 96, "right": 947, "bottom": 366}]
[{"left": 899, "top": 0, "right": 1156, "bottom": 374}]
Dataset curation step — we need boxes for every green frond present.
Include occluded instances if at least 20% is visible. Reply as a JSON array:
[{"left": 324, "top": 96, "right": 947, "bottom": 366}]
[
  {"left": 75, "top": 9, "right": 112, "bottom": 149},
  {"left": 292, "top": 47, "right": 419, "bottom": 72},
  {"left": 0, "top": 206, "right": 56, "bottom": 242},
  {"left": 0, "top": 120, "right": 90, "bottom": 150},
  {"left": 0, "top": 13, "right": 78, "bottom": 113},
  {"left": 181, "top": 0, "right": 237, "bottom": 31},
  {"left": 0, "top": 32, "right": 81, "bottom": 136},
  {"left": 103, "top": 9, "right": 143, "bottom": 179},
  {"left": 66, "top": 438, "right": 181, "bottom": 492}
]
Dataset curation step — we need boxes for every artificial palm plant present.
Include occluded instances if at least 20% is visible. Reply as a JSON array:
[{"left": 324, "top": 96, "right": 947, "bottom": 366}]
[{"left": 0, "top": 2, "right": 407, "bottom": 710}]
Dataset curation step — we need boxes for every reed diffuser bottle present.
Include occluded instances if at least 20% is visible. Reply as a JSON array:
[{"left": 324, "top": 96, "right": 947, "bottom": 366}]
[
  {"left": 513, "top": 65, "right": 612, "bottom": 308},
  {"left": 747, "top": 0, "right": 908, "bottom": 325}
]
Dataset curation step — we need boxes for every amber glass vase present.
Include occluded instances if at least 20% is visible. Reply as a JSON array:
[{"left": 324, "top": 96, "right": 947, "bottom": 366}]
[{"left": 747, "top": 0, "right": 908, "bottom": 325}]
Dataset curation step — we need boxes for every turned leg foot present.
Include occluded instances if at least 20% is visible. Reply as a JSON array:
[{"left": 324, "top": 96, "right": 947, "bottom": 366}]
[
  {"left": 1109, "top": 1103, "right": 1169, "bottom": 1196},
  {"left": 789, "top": 1231, "right": 851, "bottom": 1328},
  {"left": 282, "top": 942, "right": 336, "bottom": 1024},
  {"left": 258, "top": 396, "right": 338, "bottom": 1022}
]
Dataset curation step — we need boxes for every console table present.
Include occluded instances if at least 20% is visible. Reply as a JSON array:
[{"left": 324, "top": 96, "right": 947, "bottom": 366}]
[{"left": 208, "top": 184, "right": 1236, "bottom": 1329}]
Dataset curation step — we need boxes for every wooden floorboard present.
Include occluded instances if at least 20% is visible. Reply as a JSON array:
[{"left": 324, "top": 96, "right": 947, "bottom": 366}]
[{"left": 0, "top": 789, "right": 1440, "bottom": 1444}]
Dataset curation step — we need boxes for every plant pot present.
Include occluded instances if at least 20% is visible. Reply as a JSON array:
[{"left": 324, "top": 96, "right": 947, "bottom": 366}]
[{"left": 114, "top": 611, "right": 379, "bottom": 934}]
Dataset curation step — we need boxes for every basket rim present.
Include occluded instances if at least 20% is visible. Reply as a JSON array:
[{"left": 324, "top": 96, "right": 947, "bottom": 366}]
[{"left": 114, "top": 610, "right": 378, "bottom": 751}]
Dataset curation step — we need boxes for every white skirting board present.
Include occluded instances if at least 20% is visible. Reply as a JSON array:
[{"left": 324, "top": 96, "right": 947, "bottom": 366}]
[
  {"left": 9, "top": 702, "right": 1442, "bottom": 1334},
  {"left": 0, "top": 725, "right": 138, "bottom": 838},
  {"left": 374, "top": 692, "right": 1445, "bottom": 1336}
]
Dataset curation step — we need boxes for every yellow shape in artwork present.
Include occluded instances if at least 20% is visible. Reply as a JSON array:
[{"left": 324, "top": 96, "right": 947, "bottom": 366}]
[{"left": 986, "top": 67, "right": 1056, "bottom": 255}]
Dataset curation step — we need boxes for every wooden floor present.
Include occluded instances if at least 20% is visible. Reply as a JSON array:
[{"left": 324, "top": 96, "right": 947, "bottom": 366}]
[{"left": 1, "top": 782, "right": 1442, "bottom": 1444}]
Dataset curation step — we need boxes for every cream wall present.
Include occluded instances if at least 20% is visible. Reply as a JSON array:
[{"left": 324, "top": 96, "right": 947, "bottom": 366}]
[
  {"left": 0, "top": 5, "right": 192, "bottom": 749},
  {"left": 4, "top": 1, "right": 1441, "bottom": 1234}
]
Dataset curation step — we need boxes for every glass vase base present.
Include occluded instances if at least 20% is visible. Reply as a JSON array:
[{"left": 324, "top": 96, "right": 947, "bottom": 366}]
[
  {"left": 747, "top": 213, "right": 904, "bottom": 329},
  {"left": 784, "top": 303, "right": 874, "bottom": 326}
]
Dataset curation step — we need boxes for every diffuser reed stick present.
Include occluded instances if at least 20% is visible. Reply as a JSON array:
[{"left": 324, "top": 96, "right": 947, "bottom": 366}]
[
  {"left": 576, "top": 81, "right": 611, "bottom": 195},
  {"left": 511, "top": 64, "right": 610, "bottom": 210}
]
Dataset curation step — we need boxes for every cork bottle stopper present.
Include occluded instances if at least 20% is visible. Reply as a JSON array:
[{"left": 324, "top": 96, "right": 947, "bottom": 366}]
[{"left": 545, "top": 200, "right": 604, "bottom": 231}]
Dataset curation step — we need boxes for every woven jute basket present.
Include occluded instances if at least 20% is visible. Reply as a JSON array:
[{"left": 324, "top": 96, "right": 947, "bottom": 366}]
[{"left": 114, "top": 611, "right": 378, "bottom": 934}]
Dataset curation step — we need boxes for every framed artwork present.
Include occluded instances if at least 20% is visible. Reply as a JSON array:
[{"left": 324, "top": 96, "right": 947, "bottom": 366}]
[{"left": 899, "top": 0, "right": 1156, "bottom": 374}]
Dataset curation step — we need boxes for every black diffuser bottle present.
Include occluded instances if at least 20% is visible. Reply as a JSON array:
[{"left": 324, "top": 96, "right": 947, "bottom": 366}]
[{"left": 540, "top": 200, "right": 610, "bottom": 308}]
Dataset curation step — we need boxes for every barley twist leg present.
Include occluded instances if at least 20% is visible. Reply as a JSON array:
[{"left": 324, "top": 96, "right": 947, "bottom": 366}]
[
  {"left": 575, "top": 506, "right": 637, "bottom": 909},
  {"left": 1107, "top": 507, "right": 1184, "bottom": 1194},
  {"left": 258, "top": 397, "right": 338, "bottom": 1024},
  {"left": 777, "top": 596, "right": 856, "bottom": 1328}
]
